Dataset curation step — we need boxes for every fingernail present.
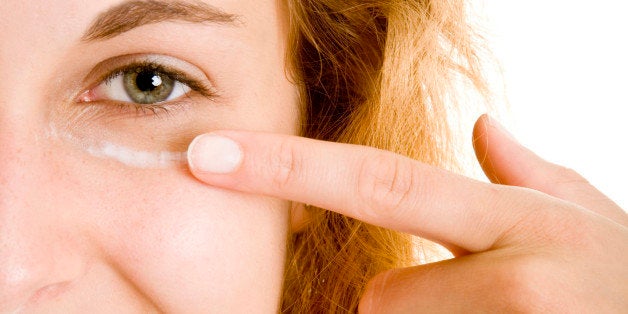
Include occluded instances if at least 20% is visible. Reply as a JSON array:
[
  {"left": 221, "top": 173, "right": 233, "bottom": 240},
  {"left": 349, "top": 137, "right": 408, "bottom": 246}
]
[
  {"left": 486, "top": 115, "right": 518, "bottom": 143},
  {"left": 188, "top": 134, "right": 242, "bottom": 174}
]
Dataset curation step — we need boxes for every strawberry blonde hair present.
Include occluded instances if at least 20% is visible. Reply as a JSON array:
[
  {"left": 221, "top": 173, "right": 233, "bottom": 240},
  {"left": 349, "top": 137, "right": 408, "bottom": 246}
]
[{"left": 282, "top": 0, "right": 487, "bottom": 312}]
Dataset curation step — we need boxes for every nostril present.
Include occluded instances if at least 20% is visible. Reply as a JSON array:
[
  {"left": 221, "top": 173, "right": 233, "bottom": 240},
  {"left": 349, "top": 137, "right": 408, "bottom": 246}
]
[
  {"left": 27, "top": 281, "right": 72, "bottom": 305},
  {"left": 0, "top": 282, "right": 72, "bottom": 314},
  {"left": 0, "top": 241, "right": 86, "bottom": 311}
]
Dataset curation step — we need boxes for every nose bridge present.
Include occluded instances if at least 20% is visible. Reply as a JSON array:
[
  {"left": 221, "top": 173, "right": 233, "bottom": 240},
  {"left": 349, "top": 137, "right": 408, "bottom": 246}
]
[
  {"left": 0, "top": 5, "right": 89, "bottom": 310},
  {"left": 0, "top": 0, "right": 57, "bottom": 205},
  {"left": 0, "top": 109, "right": 46, "bottom": 198},
  {"left": 0, "top": 80, "right": 84, "bottom": 312},
  {"left": 0, "top": 2, "right": 54, "bottom": 116}
]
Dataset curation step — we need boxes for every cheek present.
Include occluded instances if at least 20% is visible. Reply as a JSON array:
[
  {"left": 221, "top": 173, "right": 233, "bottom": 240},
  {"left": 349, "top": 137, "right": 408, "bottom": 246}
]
[{"left": 65, "top": 157, "right": 289, "bottom": 311}]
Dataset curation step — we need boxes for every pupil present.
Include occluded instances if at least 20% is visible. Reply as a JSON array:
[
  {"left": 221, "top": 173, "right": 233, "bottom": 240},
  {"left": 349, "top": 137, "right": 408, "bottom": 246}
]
[{"left": 135, "top": 71, "right": 161, "bottom": 92}]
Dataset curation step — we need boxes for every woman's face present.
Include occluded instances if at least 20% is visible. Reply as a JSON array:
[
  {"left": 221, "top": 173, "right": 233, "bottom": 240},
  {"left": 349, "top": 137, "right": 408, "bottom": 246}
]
[{"left": 0, "top": 0, "right": 298, "bottom": 312}]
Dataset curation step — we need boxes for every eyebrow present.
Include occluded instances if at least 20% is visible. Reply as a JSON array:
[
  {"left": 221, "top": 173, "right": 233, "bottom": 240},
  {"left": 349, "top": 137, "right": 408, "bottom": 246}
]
[{"left": 82, "top": 0, "right": 237, "bottom": 42}]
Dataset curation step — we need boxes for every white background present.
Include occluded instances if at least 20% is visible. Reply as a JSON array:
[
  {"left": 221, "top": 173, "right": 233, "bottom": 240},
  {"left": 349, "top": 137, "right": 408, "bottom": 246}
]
[{"left": 474, "top": 1, "right": 627, "bottom": 209}]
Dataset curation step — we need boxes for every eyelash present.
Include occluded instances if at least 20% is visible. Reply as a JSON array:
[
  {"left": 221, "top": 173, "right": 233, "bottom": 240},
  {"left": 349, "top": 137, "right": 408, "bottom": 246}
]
[{"left": 81, "top": 60, "right": 215, "bottom": 117}]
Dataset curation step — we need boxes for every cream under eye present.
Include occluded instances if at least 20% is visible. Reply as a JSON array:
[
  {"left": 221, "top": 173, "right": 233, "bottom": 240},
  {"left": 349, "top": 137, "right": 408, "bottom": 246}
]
[{"left": 49, "top": 54, "right": 219, "bottom": 168}]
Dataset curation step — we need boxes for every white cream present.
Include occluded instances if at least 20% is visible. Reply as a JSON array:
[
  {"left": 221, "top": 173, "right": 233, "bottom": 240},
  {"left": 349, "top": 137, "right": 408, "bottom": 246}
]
[
  {"left": 85, "top": 141, "right": 187, "bottom": 168},
  {"left": 46, "top": 124, "right": 188, "bottom": 169}
]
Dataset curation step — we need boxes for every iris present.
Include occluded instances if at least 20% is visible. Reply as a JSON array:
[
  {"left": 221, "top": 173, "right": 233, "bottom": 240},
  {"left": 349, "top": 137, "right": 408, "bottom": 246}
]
[{"left": 123, "top": 70, "right": 175, "bottom": 104}]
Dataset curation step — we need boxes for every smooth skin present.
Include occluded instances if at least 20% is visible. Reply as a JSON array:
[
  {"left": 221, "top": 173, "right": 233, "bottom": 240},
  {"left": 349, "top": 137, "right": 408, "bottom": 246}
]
[
  {"left": 188, "top": 114, "right": 628, "bottom": 312},
  {"left": 0, "top": 0, "right": 298, "bottom": 312}
]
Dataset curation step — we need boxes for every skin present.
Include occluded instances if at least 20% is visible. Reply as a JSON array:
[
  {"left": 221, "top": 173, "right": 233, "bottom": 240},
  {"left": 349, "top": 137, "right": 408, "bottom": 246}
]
[
  {"left": 187, "top": 115, "right": 628, "bottom": 313},
  {"left": 0, "top": 0, "right": 298, "bottom": 312},
  {"left": 2, "top": 0, "right": 627, "bottom": 313}
]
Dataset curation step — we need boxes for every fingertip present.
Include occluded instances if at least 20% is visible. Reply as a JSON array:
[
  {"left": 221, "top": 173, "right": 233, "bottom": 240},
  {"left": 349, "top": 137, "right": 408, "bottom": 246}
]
[
  {"left": 472, "top": 114, "right": 521, "bottom": 156},
  {"left": 472, "top": 114, "right": 490, "bottom": 151},
  {"left": 187, "top": 133, "right": 243, "bottom": 176},
  {"left": 474, "top": 113, "right": 491, "bottom": 129},
  {"left": 485, "top": 114, "right": 518, "bottom": 143},
  {"left": 472, "top": 114, "right": 498, "bottom": 183},
  {"left": 473, "top": 114, "right": 553, "bottom": 187}
]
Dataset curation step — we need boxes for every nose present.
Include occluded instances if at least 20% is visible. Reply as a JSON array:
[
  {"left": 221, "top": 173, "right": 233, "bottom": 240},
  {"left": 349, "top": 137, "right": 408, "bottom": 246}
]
[{"left": 0, "top": 118, "right": 86, "bottom": 312}]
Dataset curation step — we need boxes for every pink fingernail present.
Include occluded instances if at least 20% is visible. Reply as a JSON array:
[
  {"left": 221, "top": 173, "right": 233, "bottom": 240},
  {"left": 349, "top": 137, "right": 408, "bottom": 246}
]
[{"left": 188, "top": 134, "right": 243, "bottom": 174}]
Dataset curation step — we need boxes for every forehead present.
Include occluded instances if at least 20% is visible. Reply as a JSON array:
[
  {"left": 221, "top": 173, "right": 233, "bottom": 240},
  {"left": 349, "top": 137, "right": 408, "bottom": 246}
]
[
  {"left": 0, "top": 0, "right": 283, "bottom": 51},
  {"left": 0, "top": 0, "right": 288, "bottom": 98}
]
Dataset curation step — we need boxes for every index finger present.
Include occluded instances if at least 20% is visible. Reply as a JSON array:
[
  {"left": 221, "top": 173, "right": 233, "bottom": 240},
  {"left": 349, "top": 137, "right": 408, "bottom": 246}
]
[{"left": 187, "top": 131, "right": 551, "bottom": 252}]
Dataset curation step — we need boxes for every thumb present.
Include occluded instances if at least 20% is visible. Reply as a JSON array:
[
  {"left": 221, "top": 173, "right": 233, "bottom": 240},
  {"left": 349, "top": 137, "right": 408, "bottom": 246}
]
[{"left": 472, "top": 114, "right": 627, "bottom": 225}]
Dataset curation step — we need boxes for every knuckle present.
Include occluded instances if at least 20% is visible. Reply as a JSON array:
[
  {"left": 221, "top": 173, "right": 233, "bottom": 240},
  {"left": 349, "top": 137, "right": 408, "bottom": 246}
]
[
  {"left": 493, "top": 256, "right": 557, "bottom": 312},
  {"left": 549, "top": 165, "right": 589, "bottom": 187},
  {"left": 268, "top": 138, "right": 302, "bottom": 189},
  {"left": 356, "top": 152, "right": 417, "bottom": 221},
  {"left": 543, "top": 208, "right": 598, "bottom": 249}
]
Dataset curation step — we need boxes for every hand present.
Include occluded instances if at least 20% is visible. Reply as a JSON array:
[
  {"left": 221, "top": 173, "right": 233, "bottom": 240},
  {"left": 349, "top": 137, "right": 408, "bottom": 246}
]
[{"left": 186, "top": 114, "right": 628, "bottom": 312}]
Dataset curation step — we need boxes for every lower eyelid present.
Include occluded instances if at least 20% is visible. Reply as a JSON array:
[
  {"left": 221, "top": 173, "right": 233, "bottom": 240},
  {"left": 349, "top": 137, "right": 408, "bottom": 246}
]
[{"left": 75, "top": 98, "right": 195, "bottom": 121}]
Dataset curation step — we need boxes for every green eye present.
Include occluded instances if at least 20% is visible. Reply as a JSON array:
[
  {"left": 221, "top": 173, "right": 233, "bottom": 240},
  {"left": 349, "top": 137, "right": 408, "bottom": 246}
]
[
  {"left": 81, "top": 56, "right": 216, "bottom": 117},
  {"left": 123, "top": 69, "right": 177, "bottom": 104},
  {"left": 96, "top": 66, "right": 191, "bottom": 105}
]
